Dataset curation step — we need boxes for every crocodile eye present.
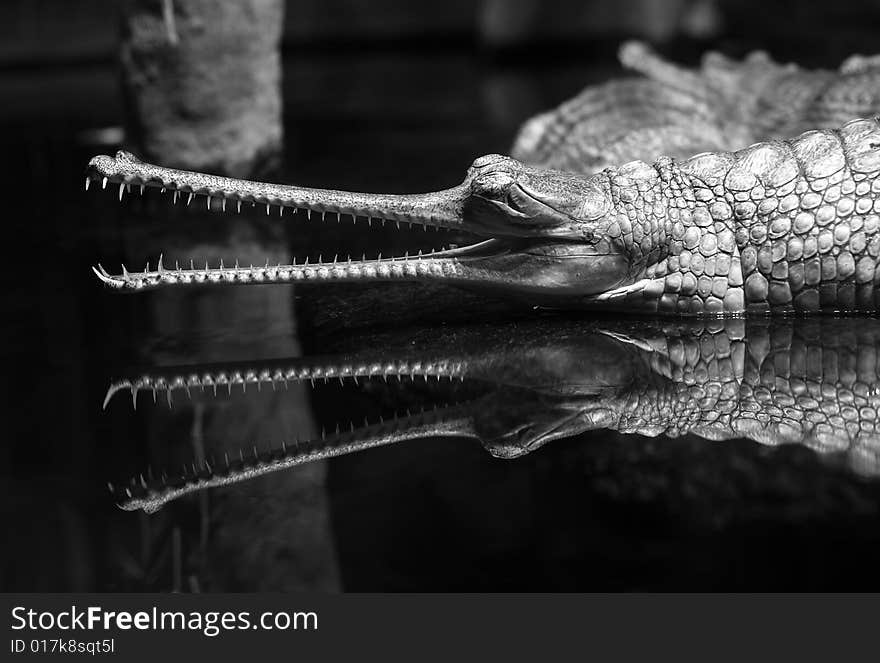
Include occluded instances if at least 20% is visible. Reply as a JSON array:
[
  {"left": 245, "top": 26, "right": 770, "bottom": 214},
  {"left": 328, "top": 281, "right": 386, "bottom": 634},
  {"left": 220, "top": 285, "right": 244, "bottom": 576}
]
[
  {"left": 471, "top": 153, "right": 509, "bottom": 169},
  {"left": 474, "top": 171, "right": 515, "bottom": 197}
]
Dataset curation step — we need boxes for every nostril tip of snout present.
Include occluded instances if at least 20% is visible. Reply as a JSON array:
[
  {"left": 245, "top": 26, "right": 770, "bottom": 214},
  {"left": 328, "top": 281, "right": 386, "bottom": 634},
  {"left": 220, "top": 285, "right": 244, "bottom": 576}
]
[
  {"left": 114, "top": 150, "right": 139, "bottom": 162},
  {"left": 87, "top": 154, "right": 116, "bottom": 174}
]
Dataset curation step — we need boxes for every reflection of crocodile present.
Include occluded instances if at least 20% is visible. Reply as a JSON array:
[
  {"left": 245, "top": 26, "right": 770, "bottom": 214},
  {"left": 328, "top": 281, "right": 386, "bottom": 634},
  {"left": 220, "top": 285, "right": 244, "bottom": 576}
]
[
  {"left": 87, "top": 46, "right": 880, "bottom": 314},
  {"left": 106, "top": 318, "right": 880, "bottom": 513}
]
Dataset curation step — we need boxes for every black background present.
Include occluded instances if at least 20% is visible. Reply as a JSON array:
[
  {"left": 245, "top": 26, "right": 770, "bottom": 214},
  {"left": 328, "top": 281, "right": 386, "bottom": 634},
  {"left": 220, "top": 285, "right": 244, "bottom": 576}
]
[{"left": 4, "top": 0, "right": 880, "bottom": 592}]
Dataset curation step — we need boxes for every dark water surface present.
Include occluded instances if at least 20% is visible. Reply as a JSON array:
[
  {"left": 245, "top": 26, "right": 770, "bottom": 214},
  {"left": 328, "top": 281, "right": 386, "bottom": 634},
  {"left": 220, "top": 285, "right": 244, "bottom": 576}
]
[{"left": 6, "top": 41, "right": 880, "bottom": 591}]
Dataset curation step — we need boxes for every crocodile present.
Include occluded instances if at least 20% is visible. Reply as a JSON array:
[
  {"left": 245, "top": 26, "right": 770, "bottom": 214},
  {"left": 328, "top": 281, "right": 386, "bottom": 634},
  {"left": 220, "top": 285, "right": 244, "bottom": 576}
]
[
  {"left": 105, "top": 317, "right": 880, "bottom": 513},
  {"left": 86, "top": 42, "right": 880, "bottom": 314},
  {"left": 88, "top": 116, "right": 880, "bottom": 314}
]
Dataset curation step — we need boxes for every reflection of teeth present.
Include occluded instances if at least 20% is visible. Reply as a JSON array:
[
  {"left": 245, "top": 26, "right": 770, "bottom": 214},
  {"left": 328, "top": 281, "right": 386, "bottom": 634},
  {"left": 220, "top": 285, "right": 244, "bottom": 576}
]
[
  {"left": 103, "top": 361, "right": 468, "bottom": 409},
  {"left": 111, "top": 402, "right": 472, "bottom": 513}
]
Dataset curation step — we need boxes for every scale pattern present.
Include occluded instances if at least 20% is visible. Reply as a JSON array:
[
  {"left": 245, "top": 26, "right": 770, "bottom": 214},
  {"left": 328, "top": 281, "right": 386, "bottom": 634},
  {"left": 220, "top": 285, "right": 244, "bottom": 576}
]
[
  {"left": 592, "top": 118, "right": 880, "bottom": 314},
  {"left": 622, "top": 320, "right": 880, "bottom": 473},
  {"left": 513, "top": 42, "right": 880, "bottom": 176}
]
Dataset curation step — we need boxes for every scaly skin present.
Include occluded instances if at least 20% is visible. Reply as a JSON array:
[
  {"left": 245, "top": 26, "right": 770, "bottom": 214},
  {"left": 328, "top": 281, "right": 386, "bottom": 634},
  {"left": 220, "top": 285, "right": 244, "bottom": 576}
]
[
  {"left": 586, "top": 117, "right": 880, "bottom": 314},
  {"left": 513, "top": 42, "right": 880, "bottom": 174},
  {"left": 105, "top": 318, "right": 880, "bottom": 513},
  {"left": 88, "top": 117, "right": 880, "bottom": 314},
  {"left": 511, "top": 42, "right": 745, "bottom": 174}
]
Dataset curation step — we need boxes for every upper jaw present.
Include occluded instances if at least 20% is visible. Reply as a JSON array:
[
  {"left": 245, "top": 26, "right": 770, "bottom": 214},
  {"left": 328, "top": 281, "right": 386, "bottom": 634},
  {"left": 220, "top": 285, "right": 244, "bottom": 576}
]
[
  {"left": 85, "top": 151, "right": 576, "bottom": 240},
  {"left": 86, "top": 150, "right": 470, "bottom": 230}
]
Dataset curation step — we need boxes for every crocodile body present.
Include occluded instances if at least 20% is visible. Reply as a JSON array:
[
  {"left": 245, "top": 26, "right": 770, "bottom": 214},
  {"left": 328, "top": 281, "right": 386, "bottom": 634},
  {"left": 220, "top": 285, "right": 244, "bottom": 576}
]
[
  {"left": 513, "top": 42, "right": 880, "bottom": 174},
  {"left": 106, "top": 318, "right": 880, "bottom": 512},
  {"left": 86, "top": 48, "right": 880, "bottom": 315},
  {"left": 579, "top": 117, "right": 880, "bottom": 314}
]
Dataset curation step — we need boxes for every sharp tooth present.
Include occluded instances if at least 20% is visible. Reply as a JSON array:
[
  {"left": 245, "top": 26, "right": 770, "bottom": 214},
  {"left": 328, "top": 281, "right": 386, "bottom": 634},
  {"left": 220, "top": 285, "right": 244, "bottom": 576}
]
[
  {"left": 102, "top": 177, "right": 108, "bottom": 189},
  {"left": 237, "top": 200, "right": 242, "bottom": 213},
  {"left": 279, "top": 205, "right": 284, "bottom": 216},
  {"left": 207, "top": 196, "right": 212, "bottom": 210},
  {"left": 140, "top": 184, "right": 145, "bottom": 196},
  {"left": 118, "top": 183, "right": 125, "bottom": 201},
  {"left": 173, "top": 190, "right": 179, "bottom": 204},
  {"left": 85, "top": 177, "right": 90, "bottom": 191},
  {"left": 265, "top": 204, "right": 270, "bottom": 215},
  {"left": 307, "top": 210, "right": 312, "bottom": 221},
  {"left": 187, "top": 192, "right": 194, "bottom": 205},
  {"left": 222, "top": 198, "right": 227, "bottom": 212}
]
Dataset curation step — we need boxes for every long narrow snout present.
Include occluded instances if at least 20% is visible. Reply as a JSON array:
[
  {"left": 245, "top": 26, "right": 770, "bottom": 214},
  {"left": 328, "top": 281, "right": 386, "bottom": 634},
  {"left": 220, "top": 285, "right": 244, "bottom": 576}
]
[
  {"left": 87, "top": 150, "right": 470, "bottom": 229},
  {"left": 86, "top": 151, "right": 632, "bottom": 304}
]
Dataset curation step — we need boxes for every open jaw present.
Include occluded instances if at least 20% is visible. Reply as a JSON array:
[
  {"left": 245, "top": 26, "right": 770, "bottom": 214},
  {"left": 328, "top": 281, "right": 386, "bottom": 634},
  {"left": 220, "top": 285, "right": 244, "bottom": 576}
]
[
  {"left": 88, "top": 151, "right": 517, "bottom": 292},
  {"left": 105, "top": 355, "right": 483, "bottom": 514},
  {"left": 85, "top": 151, "right": 629, "bottom": 299}
]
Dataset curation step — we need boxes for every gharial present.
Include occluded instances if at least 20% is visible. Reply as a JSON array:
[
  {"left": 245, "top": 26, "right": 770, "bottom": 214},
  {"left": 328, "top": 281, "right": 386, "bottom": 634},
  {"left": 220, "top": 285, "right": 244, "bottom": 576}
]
[
  {"left": 105, "top": 317, "right": 880, "bottom": 513},
  {"left": 87, "top": 43, "right": 880, "bottom": 315}
]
